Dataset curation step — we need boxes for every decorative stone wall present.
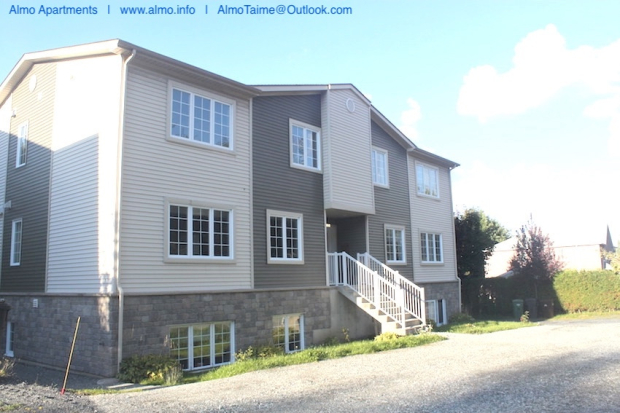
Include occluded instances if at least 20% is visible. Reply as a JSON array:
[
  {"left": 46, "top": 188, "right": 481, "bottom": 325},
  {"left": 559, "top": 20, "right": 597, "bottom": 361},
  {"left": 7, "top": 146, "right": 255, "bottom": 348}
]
[
  {"left": 419, "top": 281, "right": 461, "bottom": 319},
  {"left": 0, "top": 294, "right": 118, "bottom": 377},
  {"left": 122, "top": 288, "right": 335, "bottom": 358}
]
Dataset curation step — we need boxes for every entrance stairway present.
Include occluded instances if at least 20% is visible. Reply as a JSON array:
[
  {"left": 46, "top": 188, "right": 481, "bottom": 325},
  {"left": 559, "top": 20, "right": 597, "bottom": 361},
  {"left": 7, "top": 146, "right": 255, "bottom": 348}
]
[{"left": 328, "top": 252, "right": 426, "bottom": 335}]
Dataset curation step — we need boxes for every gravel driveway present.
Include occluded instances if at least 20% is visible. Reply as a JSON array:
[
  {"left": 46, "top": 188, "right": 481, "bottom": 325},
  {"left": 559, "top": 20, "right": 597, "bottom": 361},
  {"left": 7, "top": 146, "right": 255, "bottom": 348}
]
[{"left": 3, "top": 318, "right": 620, "bottom": 412}]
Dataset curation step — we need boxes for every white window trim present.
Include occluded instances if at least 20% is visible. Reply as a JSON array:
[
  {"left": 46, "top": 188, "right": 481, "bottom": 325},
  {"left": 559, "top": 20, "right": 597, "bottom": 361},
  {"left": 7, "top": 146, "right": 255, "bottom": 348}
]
[
  {"left": 415, "top": 161, "right": 440, "bottom": 199},
  {"left": 267, "top": 209, "right": 304, "bottom": 264},
  {"left": 289, "top": 119, "right": 321, "bottom": 173},
  {"left": 169, "top": 322, "right": 235, "bottom": 371},
  {"left": 165, "top": 200, "right": 235, "bottom": 262},
  {"left": 426, "top": 299, "right": 447, "bottom": 326},
  {"left": 420, "top": 232, "right": 443, "bottom": 264},
  {"left": 16, "top": 122, "right": 28, "bottom": 168},
  {"left": 5, "top": 321, "right": 14, "bottom": 357},
  {"left": 10, "top": 219, "right": 22, "bottom": 266},
  {"left": 167, "top": 81, "right": 235, "bottom": 151},
  {"left": 385, "top": 224, "right": 406, "bottom": 265},
  {"left": 273, "top": 314, "right": 305, "bottom": 353},
  {"left": 371, "top": 147, "right": 389, "bottom": 188}
]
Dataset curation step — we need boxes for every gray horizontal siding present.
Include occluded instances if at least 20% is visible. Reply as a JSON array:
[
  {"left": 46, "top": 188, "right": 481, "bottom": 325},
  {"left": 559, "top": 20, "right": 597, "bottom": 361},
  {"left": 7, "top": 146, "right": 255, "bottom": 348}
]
[
  {"left": 368, "top": 121, "right": 414, "bottom": 281},
  {"left": 1, "top": 64, "right": 55, "bottom": 292},
  {"left": 253, "top": 95, "right": 326, "bottom": 289}
]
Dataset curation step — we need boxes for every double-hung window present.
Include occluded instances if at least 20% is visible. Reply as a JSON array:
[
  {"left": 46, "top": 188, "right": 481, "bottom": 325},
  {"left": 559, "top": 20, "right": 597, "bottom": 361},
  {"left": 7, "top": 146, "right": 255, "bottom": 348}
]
[
  {"left": 16, "top": 122, "right": 28, "bottom": 167},
  {"left": 421, "top": 232, "right": 443, "bottom": 263},
  {"left": 371, "top": 147, "right": 389, "bottom": 187},
  {"left": 272, "top": 314, "right": 304, "bottom": 353},
  {"left": 416, "top": 162, "right": 439, "bottom": 198},
  {"left": 267, "top": 210, "right": 303, "bottom": 263},
  {"left": 169, "top": 322, "right": 234, "bottom": 371},
  {"left": 169, "top": 204, "right": 232, "bottom": 259},
  {"left": 385, "top": 225, "right": 406, "bottom": 264},
  {"left": 290, "top": 120, "right": 321, "bottom": 171},
  {"left": 170, "top": 87, "right": 233, "bottom": 149},
  {"left": 10, "top": 219, "right": 23, "bottom": 266}
]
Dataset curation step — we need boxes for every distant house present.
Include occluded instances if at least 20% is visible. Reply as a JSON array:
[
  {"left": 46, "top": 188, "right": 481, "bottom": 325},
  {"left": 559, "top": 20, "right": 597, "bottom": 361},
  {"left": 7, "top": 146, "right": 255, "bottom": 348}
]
[
  {"left": 486, "top": 226, "right": 615, "bottom": 278},
  {"left": 0, "top": 40, "right": 460, "bottom": 377}
]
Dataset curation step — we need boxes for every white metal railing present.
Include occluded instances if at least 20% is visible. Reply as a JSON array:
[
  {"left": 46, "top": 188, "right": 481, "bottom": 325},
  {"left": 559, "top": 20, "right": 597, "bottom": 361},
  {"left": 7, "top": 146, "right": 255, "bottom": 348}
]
[
  {"left": 357, "top": 252, "right": 426, "bottom": 325},
  {"left": 328, "top": 252, "right": 426, "bottom": 327}
]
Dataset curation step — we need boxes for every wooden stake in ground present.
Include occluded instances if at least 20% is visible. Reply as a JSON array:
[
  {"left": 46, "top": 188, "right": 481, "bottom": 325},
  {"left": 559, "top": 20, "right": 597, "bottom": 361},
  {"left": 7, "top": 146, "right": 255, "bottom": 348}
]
[{"left": 61, "top": 316, "right": 81, "bottom": 395}]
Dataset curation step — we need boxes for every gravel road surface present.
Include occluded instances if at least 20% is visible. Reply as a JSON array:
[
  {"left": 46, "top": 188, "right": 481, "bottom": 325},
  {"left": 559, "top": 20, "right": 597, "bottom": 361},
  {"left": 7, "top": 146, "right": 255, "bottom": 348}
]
[{"left": 2, "top": 317, "right": 619, "bottom": 412}]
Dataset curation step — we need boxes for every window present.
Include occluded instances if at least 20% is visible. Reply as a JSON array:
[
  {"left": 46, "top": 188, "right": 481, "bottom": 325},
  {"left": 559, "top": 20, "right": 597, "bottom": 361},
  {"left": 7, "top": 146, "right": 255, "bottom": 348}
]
[
  {"left": 421, "top": 232, "right": 443, "bottom": 263},
  {"left": 267, "top": 210, "right": 303, "bottom": 263},
  {"left": 16, "top": 122, "right": 28, "bottom": 167},
  {"left": 169, "top": 322, "right": 234, "bottom": 371},
  {"left": 290, "top": 120, "right": 321, "bottom": 171},
  {"left": 10, "top": 219, "right": 22, "bottom": 266},
  {"left": 416, "top": 163, "right": 439, "bottom": 198},
  {"left": 371, "top": 147, "right": 389, "bottom": 187},
  {"left": 426, "top": 299, "right": 446, "bottom": 326},
  {"left": 385, "top": 225, "right": 406, "bottom": 264},
  {"left": 170, "top": 87, "right": 233, "bottom": 149},
  {"left": 5, "top": 322, "right": 14, "bottom": 357},
  {"left": 273, "top": 314, "right": 304, "bottom": 353},
  {"left": 168, "top": 204, "right": 232, "bottom": 259}
]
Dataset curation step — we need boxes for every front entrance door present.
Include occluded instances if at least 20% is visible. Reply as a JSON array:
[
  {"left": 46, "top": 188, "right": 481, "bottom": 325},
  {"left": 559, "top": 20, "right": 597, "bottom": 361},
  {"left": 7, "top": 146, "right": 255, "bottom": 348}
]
[{"left": 327, "top": 224, "right": 338, "bottom": 252}]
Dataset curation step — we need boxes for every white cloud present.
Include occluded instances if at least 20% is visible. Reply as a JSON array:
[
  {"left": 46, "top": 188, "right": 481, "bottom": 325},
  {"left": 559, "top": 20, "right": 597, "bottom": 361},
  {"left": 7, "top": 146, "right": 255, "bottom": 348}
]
[
  {"left": 452, "top": 161, "right": 618, "bottom": 245},
  {"left": 399, "top": 98, "right": 421, "bottom": 141},
  {"left": 457, "top": 24, "right": 620, "bottom": 141}
]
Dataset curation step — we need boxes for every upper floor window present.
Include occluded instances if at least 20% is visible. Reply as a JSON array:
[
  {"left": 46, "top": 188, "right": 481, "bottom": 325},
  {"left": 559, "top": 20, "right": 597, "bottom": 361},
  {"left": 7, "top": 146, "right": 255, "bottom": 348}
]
[
  {"left": 168, "top": 204, "right": 233, "bottom": 260},
  {"left": 10, "top": 219, "right": 23, "bottom": 266},
  {"left": 267, "top": 210, "right": 303, "bottom": 264},
  {"left": 16, "top": 122, "right": 28, "bottom": 168},
  {"left": 290, "top": 120, "right": 321, "bottom": 172},
  {"left": 416, "top": 162, "right": 439, "bottom": 198},
  {"left": 421, "top": 232, "right": 443, "bottom": 263},
  {"left": 372, "top": 147, "right": 389, "bottom": 187},
  {"left": 385, "top": 225, "right": 406, "bottom": 264},
  {"left": 170, "top": 87, "right": 233, "bottom": 149}
]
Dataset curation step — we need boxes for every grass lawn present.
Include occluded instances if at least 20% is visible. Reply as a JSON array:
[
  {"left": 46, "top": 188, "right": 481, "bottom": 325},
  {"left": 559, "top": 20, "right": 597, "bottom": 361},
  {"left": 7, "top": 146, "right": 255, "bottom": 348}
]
[
  {"left": 435, "top": 320, "right": 536, "bottom": 334},
  {"left": 183, "top": 333, "right": 444, "bottom": 384},
  {"left": 548, "top": 310, "right": 620, "bottom": 321}
]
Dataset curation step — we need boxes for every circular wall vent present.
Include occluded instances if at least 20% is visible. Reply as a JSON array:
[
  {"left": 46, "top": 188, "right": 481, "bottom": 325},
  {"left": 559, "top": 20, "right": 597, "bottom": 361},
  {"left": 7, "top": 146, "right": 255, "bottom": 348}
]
[{"left": 346, "top": 98, "right": 356, "bottom": 113}]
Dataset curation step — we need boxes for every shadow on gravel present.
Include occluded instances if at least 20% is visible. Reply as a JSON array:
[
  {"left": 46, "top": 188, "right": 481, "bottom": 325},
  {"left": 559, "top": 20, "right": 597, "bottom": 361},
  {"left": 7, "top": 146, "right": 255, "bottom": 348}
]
[{"left": 208, "top": 349, "right": 620, "bottom": 413}]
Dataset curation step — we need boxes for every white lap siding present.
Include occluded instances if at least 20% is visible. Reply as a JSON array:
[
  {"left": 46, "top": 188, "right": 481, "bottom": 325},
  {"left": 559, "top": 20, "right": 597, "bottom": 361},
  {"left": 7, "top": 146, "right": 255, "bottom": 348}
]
[
  {"left": 408, "top": 155, "right": 458, "bottom": 283},
  {"left": 47, "top": 56, "right": 123, "bottom": 293},
  {"left": 119, "top": 65, "right": 252, "bottom": 293}
]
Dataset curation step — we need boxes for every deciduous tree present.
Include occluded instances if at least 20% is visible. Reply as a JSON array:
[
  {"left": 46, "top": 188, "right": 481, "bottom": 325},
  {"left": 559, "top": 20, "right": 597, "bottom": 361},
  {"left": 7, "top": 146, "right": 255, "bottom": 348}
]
[
  {"left": 509, "top": 219, "right": 563, "bottom": 298},
  {"left": 454, "top": 208, "right": 509, "bottom": 279}
]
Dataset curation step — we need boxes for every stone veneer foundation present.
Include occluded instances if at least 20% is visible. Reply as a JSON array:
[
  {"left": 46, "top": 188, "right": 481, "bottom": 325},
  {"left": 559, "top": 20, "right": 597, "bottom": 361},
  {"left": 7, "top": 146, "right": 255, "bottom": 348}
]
[{"left": 1, "top": 284, "right": 454, "bottom": 377}]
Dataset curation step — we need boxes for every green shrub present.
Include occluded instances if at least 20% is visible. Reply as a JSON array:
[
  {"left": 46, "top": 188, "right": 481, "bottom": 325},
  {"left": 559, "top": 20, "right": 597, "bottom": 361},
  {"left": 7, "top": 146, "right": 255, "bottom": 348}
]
[
  {"left": 0, "top": 357, "right": 15, "bottom": 378},
  {"left": 448, "top": 313, "right": 476, "bottom": 324},
  {"left": 117, "top": 354, "right": 183, "bottom": 385},
  {"left": 374, "top": 332, "right": 400, "bottom": 342},
  {"left": 553, "top": 270, "right": 620, "bottom": 312}
]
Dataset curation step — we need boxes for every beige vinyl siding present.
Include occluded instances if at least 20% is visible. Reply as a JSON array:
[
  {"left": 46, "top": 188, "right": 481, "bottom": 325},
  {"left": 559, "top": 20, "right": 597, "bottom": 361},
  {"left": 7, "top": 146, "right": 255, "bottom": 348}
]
[
  {"left": 0, "top": 95, "right": 11, "bottom": 275},
  {"left": 409, "top": 155, "right": 458, "bottom": 283},
  {"left": 1, "top": 64, "right": 56, "bottom": 292},
  {"left": 322, "top": 89, "right": 374, "bottom": 214},
  {"left": 47, "top": 56, "right": 123, "bottom": 293},
  {"left": 119, "top": 65, "right": 252, "bottom": 293}
]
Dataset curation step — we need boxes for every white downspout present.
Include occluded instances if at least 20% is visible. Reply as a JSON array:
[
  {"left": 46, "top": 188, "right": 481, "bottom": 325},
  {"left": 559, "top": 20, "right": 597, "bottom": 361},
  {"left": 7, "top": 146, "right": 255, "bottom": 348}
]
[{"left": 115, "top": 48, "right": 136, "bottom": 372}]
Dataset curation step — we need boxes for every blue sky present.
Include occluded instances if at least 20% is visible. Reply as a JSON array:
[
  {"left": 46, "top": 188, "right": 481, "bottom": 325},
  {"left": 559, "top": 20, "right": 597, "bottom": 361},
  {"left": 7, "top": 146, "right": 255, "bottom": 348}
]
[{"left": 2, "top": 0, "right": 619, "bottom": 246}]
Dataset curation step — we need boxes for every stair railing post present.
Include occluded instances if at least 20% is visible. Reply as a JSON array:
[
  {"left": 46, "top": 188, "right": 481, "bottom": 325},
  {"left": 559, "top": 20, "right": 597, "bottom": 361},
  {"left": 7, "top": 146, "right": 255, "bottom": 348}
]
[{"left": 373, "top": 272, "right": 380, "bottom": 311}]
